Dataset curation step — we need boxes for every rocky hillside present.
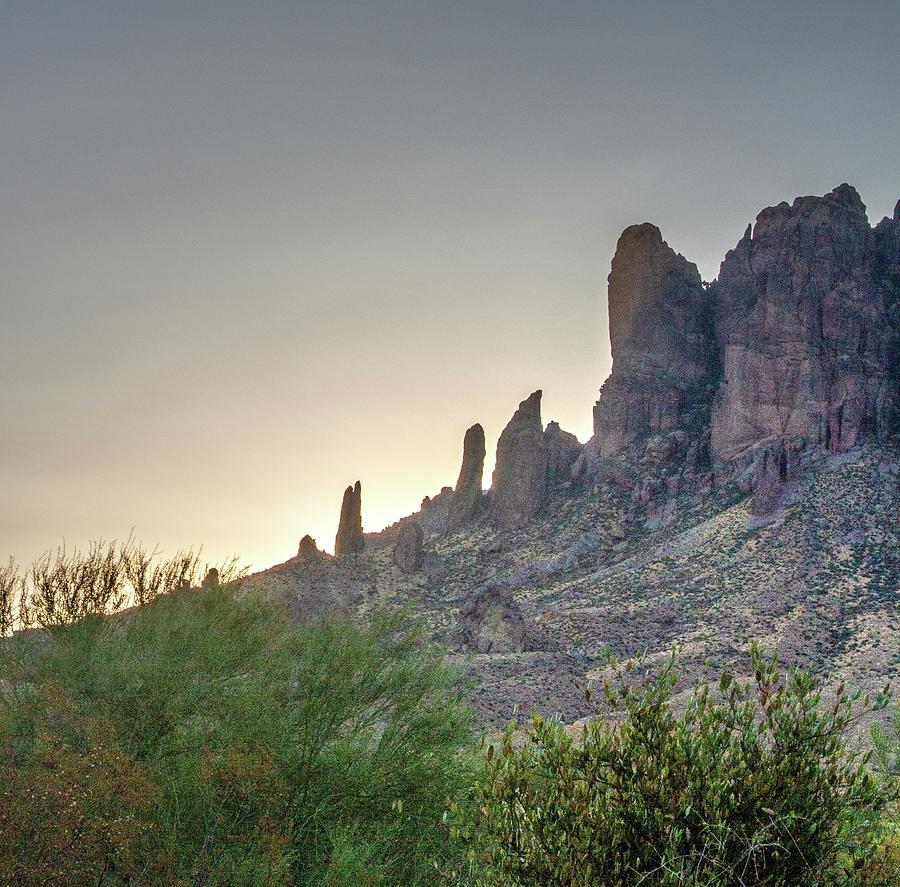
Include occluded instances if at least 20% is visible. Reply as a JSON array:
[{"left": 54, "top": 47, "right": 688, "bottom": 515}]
[{"left": 243, "top": 184, "right": 899, "bottom": 728}]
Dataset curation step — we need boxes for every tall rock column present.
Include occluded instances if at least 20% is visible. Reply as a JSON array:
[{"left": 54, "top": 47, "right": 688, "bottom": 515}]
[
  {"left": 711, "top": 184, "right": 898, "bottom": 466},
  {"left": 447, "top": 423, "right": 486, "bottom": 531},
  {"left": 489, "top": 391, "right": 547, "bottom": 527},
  {"left": 334, "top": 480, "right": 364, "bottom": 555},
  {"left": 592, "top": 224, "right": 717, "bottom": 457}
]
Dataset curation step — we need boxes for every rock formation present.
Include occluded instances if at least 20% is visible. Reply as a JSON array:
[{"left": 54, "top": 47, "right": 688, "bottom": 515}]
[
  {"left": 416, "top": 486, "right": 455, "bottom": 535},
  {"left": 334, "top": 481, "right": 364, "bottom": 555},
  {"left": 490, "top": 391, "right": 548, "bottom": 526},
  {"left": 586, "top": 185, "right": 898, "bottom": 517},
  {"left": 447, "top": 423, "right": 486, "bottom": 530},
  {"left": 201, "top": 567, "right": 219, "bottom": 589},
  {"left": 296, "top": 535, "right": 321, "bottom": 562},
  {"left": 712, "top": 185, "right": 898, "bottom": 470},
  {"left": 392, "top": 520, "right": 424, "bottom": 573},
  {"left": 544, "top": 421, "right": 582, "bottom": 484},
  {"left": 593, "top": 224, "right": 717, "bottom": 457},
  {"left": 450, "top": 584, "right": 547, "bottom": 654}
]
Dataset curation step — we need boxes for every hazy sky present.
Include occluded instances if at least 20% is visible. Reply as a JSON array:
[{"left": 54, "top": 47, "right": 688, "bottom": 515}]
[{"left": 2, "top": 1, "right": 899, "bottom": 571}]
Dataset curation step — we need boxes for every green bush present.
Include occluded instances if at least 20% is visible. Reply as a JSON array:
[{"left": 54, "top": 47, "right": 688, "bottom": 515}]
[
  {"left": 452, "top": 647, "right": 894, "bottom": 886},
  {"left": 0, "top": 586, "right": 474, "bottom": 885}
]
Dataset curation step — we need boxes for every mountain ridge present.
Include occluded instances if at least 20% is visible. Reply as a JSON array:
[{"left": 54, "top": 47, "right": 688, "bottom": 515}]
[{"left": 242, "top": 183, "right": 899, "bottom": 727}]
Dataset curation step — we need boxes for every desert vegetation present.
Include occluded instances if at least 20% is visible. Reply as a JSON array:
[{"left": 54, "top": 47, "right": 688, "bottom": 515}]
[
  {"left": 0, "top": 540, "right": 897, "bottom": 886},
  {"left": 452, "top": 650, "right": 899, "bottom": 886}
]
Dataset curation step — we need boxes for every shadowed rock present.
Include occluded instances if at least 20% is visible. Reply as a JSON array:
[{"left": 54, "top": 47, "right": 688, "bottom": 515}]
[
  {"left": 593, "top": 223, "right": 715, "bottom": 457},
  {"left": 490, "top": 391, "right": 547, "bottom": 526},
  {"left": 334, "top": 481, "right": 364, "bottom": 556},
  {"left": 447, "top": 423, "right": 486, "bottom": 530},
  {"left": 750, "top": 448, "right": 787, "bottom": 515},
  {"left": 201, "top": 567, "right": 219, "bottom": 589},
  {"left": 392, "top": 521, "right": 424, "bottom": 573},
  {"left": 544, "top": 421, "right": 582, "bottom": 485},
  {"left": 417, "top": 486, "right": 454, "bottom": 535}
]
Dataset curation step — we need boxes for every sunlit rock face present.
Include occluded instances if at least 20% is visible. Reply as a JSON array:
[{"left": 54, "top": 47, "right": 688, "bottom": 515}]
[
  {"left": 334, "top": 480, "right": 364, "bottom": 555},
  {"left": 490, "top": 391, "right": 548, "bottom": 527},
  {"left": 711, "top": 184, "right": 899, "bottom": 466},
  {"left": 447, "top": 423, "right": 486, "bottom": 531},
  {"left": 592, "top": 223, "right": 717, "bottom": 457}
]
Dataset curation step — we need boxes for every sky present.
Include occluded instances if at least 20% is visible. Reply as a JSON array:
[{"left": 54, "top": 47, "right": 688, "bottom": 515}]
[{"left": 2, "top": 1, "right": 899, "bottom": 572}]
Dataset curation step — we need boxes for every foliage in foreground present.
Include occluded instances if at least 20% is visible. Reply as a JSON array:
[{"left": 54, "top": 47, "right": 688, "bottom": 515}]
[
  {"left": 0, "top": 536, "right": 246, "bottom": 633},
  {"left": 451, "top": 648, "right": 897, "bottom": 886},
  {"left": 0, "top": 587, "right": 474, "bottom": 886}
]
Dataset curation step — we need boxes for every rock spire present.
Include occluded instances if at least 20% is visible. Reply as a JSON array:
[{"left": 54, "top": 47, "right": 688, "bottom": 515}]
[
  {"left": 334, "top": 480, "right": 364, "bottom": 556},
  {"left": 490, "top": 391, "right": 548, "bottom": 526},
  {"left": 447, "top": 423, "right": 486, "bottom": 530},
  {"left": 593, "top": 223, "right": 716, "bottom": 457}
]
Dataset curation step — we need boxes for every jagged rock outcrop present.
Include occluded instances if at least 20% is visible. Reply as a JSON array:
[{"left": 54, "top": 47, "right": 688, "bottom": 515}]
[
  {"left": 544, "top": 421, "right": 582, "bottom": 484},
  {"left": 490, "top": 391, "right": 548, "bottom": 526},
  {"left": 447, "top": 423, "right": 486, "bottom": 530},
  {"left": 450, "top": 584, "right": 548, "bottom": 654},
  {"left": 392, "top": 521, "right": 424, "bottom": 573},
  {"left": 334, "top": 481, "right": 364, "bottom": 555},
  {"left": 711, "top": 185, "right": 899, "bottom": 468},
  {"left": 593, "top": 224, "right": 717, "bottom": 457},
  {"left": 297, "top": 535, "right": 321, "bottom": 562},
  {"left": 417, "top": 486, "right": 454, "bottom": 535}
]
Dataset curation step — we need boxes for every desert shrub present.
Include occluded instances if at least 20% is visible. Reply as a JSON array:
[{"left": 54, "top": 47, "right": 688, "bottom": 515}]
[
  {"left": 0, "top": 586, "right": 474, "bottom": 885},
  {"left": 0, "top": 557, "right": 22, "bottom": 636},
  {"left": 1, "top": 536, "right": 247, "bottom": 632},
  {"left": 0, "top": 691, "right": 158, "bottom": 886},
  {"left": 861, "top": 707, "right": 900, "bottom": 884},
  {"left": 452, "top": 647, "right": 893, "bottom": 886}
]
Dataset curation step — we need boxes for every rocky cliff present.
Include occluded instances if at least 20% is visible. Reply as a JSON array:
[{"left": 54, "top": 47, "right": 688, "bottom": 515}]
[
  {"left": 593, "top": 224, "right": 717, "bottom": 457},
  {"left": 591, "top": 185, "right": 899, "bottom": 507},
  {"left": 248, "top": 183, "right": 897, "bottom": 732},
  {"left": 711, "top": 185, "right": 898, "bottom": 470}
]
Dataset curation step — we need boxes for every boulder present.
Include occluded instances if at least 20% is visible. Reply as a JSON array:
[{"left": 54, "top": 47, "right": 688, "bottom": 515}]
[
  {"left": 451, "top": 584, "right": 529, "bottom": 654},
  {"left": 447, "top": 423, "right": 486, "bottom": 530},
  {"left": 334, "top": 481, "right": 365, "bottom": 556},
  {"left": 392, "top": 521, "right": 424, "bottom": 573},
  {"left": 490, "top": 391, "right": 548, "bottom": 526}
]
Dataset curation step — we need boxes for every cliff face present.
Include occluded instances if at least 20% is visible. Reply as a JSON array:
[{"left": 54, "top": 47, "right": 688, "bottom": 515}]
[
  {"left": 592, "top": 185, "right": 899, "bottom": 495},
  {"left": 711, "top": 185, "right": 898, "bottom": 466},
  {"left": 593, "top": 224, "right": 717, "bottom": 457}
]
